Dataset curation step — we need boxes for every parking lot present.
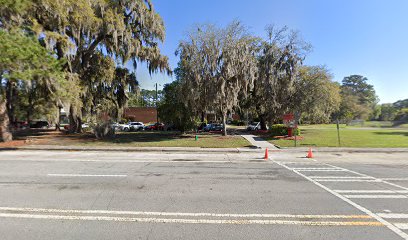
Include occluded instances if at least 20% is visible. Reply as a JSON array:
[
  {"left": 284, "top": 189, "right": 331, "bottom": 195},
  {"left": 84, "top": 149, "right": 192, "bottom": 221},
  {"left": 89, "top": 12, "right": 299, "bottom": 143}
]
[{"left": 0, "top": 150, "right": 407, "bottom": 239}]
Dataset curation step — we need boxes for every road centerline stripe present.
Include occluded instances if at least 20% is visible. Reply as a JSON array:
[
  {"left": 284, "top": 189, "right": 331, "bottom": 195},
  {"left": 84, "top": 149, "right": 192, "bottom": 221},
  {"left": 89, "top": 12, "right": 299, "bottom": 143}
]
[
  {"left": 0, "top": 212, "right": 383, "bottom": 226},
  {"left": 0, "top": 207, "right": 373, "bottom": 219}
]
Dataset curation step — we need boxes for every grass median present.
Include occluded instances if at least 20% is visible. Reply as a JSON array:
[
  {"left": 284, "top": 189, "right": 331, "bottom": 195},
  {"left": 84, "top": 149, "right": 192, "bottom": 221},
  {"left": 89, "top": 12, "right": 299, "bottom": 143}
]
[
  {"left": 269, "top": 124, "right": 408, "bottom": 148},
  {"left": 19, "top": 130, "right": 252, "bottom": 148}
]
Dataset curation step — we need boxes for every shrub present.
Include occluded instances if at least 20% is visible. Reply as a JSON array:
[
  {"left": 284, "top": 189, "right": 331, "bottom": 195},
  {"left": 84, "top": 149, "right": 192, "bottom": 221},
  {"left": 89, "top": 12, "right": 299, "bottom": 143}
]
[
  {"left": 269, "top": 124, "right": 287, "bottom": 136},
  {"left": 269, "top": 124, "right": 300, "bottom": 136}
]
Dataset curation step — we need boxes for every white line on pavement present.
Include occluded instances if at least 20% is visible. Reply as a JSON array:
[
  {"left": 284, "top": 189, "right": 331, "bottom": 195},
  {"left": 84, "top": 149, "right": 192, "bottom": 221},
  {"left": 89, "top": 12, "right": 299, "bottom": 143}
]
[
  {"left": 323, "top": 163, "right": 408, "bottom": 192},
  {"left": 0, "top": 213, "right": 383, "bottom": 226},
  {"left": 47, "top": 174, "right": 127, "bottom": 177},
  {"left": 335, "top": 190, "right": 408, "bottom": 194},
  {"left": 315, "top": 179, "right": 381, "bottom": 182},
  {"left": 274, "top": 162, "right": 318, "bottom": 165},
  {"left": 0, "top": 207, "right": 372, "bottom": 219},
  {"left": 377, "top": 214, "right": 408, "bottom": 219},
  {"left": 274, "top": 161, "right": 408, "bottom": 240},
  {"left": 310, "top": 176, "right": 373, "bottom": 179},
  {"left": 294, "top": 169, "right": 347, "bottom": 172},
  {"left": 395, "top": 223, "right": 408, "bottom": 230},
  {"left": 382, "top": 178, "right": 408, "bottom": 181},
  {"left": 293, "top": 167, "right": 338, "bottom": 171},
  {"left": 344, "top": 195, "right": 408, "bottom": 199}
]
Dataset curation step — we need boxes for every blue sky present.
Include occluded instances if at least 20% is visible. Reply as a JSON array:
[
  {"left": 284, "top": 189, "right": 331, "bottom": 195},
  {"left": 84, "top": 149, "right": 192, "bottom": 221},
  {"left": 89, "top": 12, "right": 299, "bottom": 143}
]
[{"left": 135, "top": 0, "right": 408, "bottom": 104}]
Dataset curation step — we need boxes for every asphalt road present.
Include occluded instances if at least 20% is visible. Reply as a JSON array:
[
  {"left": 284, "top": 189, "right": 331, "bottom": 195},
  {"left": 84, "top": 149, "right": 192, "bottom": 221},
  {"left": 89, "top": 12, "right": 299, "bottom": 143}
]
[{"left": 0, "top": 150, "right": 407, "bottom": 239}]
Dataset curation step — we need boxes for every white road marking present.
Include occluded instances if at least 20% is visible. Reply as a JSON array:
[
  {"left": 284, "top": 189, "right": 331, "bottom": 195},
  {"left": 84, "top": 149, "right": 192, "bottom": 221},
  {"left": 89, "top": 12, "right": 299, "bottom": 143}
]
[
  {"left": 292, "top": 168, "right": 341, "bottom": 170},
  {"left": 47, "top": 174, "right": 127, "bottom": 177},
  {"left": 315, "top": 179, "right": 381, "bottom": 182},
  {"left": 294, "top": 169, "right": 347, "bottom": 172},
  {"left": 274, "top": 161, "right": 408, "bottom": 240},
  {"left": 0, "top": 213, "right": 383, "bottom": 226},
  {"left": 335, "top": 190, "right": 408, "bottom": 194},
  {"left": 377, "top": 214, "right": 408, "bottom": 219},
  {"left": 382, "top": 178, "right": 408, "bottom": 181},
  {"left": 0, "top": 207, "right": 372, "bottom": 219},
  {"left": 344, "top": 195, "right": 408, "bottom": 199},
  {"left": 310, "top": 176, "right": 373, "bottom": 179},
  {"left": 395, "top": 223, "right": 408, "bottom": 230},
  {"left": 274, "top": 162, "right": 318, "bottom": 165},
  {"left": 323, "top": 163, "right": 408, "bottom": 192}
]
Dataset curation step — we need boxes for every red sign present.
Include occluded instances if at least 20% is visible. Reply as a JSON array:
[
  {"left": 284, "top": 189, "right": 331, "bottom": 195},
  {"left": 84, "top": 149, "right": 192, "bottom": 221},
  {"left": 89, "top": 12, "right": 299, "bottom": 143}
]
[
  {"left": 283, "top": 113, "right": 297, "bottom": 129},
  {"left": 283, "top": 114, "right": 294, "bottom": 121}
]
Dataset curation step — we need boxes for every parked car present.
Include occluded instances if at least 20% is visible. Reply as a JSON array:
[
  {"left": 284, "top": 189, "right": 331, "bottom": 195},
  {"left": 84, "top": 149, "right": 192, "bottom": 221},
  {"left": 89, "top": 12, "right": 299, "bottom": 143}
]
[
  {"left": 117, "top": 123, "right": 130, "bottom": 132},
  {"left": 12, "top": 121, "right": 29, "bottom": 130},
  {"left": 145, "top": 123, "right": 164, "bottom": 131},
  {"left": 29, "top": 121, "right": 49, "bottom": 129},
  {"left": 210, "top": 123, "right": 224, "bottom": 132},
  {"left": 198, "top": 122, "right": 207, "bottom": 131},
  {"left": 203, "top": 123, "right": 213, "bottom": 132},
  {"left": 247, "top": 122, "right": 261, "bottom": 131},
  {"left": 204, "top": 123, "right": 224, "bottom": 132},
  {"left": 247, "top": 122, "right": 268, "bottom": 131},
  {"left": 129, "top": 122, "right": 145, "bottom": 131},
  {"left": 110, "top": 122, "right": 121, "bottom": 130}
]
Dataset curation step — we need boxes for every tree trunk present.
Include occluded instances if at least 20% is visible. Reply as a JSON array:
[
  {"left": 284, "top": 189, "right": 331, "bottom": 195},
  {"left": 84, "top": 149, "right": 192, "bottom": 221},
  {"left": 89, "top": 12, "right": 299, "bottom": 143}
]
[
  {"left": 222, "top": 112, "right": 227, "bottom": 136},
  {"left": 6, "top": 81, "right": 16, "bottom": 125},
  {"left": 0, "top": 97, "right": 12, "bottom": 142},
  {"left": 26, "top": 110, "right": 31, "bottom": 125},
  {"left": 76, "top": 116, "right": 82, "bottom": 133},
  {"left": 55, "top": 106, "right": 61, "bottom": 131},
  {"left": 68, "top": 105, "right": 83, "bottom": 133},
  {"left": 260, "top": 115, "right": 267, "bottom": 130}
]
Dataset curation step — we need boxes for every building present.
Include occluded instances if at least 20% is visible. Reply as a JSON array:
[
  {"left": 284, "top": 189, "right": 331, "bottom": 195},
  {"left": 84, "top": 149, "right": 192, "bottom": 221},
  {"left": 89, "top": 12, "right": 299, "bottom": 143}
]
[{"left": 123, "top": 107, "right": 157, "bottom": 123}]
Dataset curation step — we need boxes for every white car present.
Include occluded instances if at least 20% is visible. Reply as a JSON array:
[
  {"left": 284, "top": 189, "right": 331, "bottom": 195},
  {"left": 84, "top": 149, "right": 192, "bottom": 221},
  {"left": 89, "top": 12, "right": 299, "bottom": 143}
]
[
  {"left": 128, "top": 122, "right": 145, "bottom": 131},
  {"left": 247, "top": 122, "right": 261, "bottom": 131}
]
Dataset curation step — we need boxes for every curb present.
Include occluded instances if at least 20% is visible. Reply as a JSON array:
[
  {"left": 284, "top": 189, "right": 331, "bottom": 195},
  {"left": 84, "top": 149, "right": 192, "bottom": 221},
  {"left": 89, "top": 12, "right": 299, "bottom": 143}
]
[{"left": 9, "top": 145, "right": 268, "bottom": 153}]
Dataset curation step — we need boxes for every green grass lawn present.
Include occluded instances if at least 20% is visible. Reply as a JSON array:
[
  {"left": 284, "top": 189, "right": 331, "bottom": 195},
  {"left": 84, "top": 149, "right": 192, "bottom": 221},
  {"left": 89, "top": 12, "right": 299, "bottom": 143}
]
[
  {"left": 57, "top": 131, "right": 251, "bottom": 148},
  {"left": 270, "top": 124, "right": 408, "bottom": 148}
]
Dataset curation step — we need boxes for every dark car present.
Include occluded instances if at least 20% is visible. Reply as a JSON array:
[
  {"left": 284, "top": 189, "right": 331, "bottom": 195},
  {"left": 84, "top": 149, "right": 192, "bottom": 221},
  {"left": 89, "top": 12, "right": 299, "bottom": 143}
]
[
  {"left": 204, "top": 123, "right": 223, "bottom": 132},
  {"left": 210, "top": 124, "right": 223, "bottom": 132},
  {"left": 12, "top": 121, "right": 29, "bottom": 130},
  {"left": 198, "top": 122, "right": 207, "bottom": 131},
  {"left": 145, "top": 123, "right": 164, "bottom": 131},
  {"left": 30, "top": 121, "right": 49, "bottom": 129}
]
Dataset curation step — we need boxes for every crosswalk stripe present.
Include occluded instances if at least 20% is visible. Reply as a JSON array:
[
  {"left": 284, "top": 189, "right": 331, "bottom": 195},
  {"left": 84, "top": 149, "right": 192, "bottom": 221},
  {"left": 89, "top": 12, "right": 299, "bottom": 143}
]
[
  {"left": 335, "top": 190, "right": 408, "bottom": 194},
  {"left": 377, "top": 213, "right": 408, "bottom": 219},
  {"left": 316, "top": 179, "right": 381, "bottom": 182},
  {"left": 344, "top": 195, "right": 408, "bottom": 199},
  {"left": 395, "top": 223, "right": 408, "bottom": 230}
]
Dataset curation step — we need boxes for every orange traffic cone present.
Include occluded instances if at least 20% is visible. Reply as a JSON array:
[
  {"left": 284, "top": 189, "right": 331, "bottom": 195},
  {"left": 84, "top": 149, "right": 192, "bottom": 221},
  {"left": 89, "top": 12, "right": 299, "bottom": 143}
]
[
  {"left": 307, "top": 148, "right": 313, "bottom": 158},
  {"left": 264, "top": 148, "right": 269, "bottom": 160}
]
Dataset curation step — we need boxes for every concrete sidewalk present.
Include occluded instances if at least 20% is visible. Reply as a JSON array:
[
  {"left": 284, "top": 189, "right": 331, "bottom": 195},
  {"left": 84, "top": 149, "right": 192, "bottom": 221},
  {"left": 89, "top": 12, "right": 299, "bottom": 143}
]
[{"left": 240, "top": 134, "right": 278, "bottom": 149}]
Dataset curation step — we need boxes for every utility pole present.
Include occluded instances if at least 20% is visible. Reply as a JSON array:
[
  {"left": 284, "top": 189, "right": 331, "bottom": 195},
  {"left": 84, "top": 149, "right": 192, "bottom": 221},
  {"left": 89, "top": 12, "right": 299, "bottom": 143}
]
[{"left": 336, "top": 118, "right": 341, "bottom": 147}]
